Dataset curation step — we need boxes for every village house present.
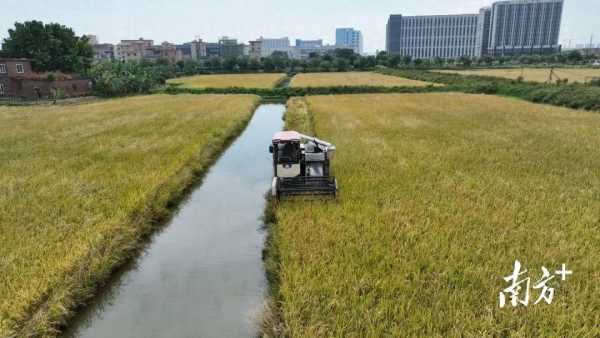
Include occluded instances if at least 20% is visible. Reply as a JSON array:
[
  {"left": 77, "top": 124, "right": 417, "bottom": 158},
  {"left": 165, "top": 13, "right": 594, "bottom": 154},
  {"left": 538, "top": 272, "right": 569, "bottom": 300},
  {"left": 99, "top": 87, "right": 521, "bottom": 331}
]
[{"left": 0, "top": 58, "right": 92, "bottom": 100}]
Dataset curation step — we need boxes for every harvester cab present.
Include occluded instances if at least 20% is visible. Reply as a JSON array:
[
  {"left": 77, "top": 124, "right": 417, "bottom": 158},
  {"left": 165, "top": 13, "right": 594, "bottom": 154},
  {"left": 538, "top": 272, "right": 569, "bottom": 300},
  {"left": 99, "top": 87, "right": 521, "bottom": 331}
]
[{"left": 269, "top": 131, "right": 338, "bottom": 199}]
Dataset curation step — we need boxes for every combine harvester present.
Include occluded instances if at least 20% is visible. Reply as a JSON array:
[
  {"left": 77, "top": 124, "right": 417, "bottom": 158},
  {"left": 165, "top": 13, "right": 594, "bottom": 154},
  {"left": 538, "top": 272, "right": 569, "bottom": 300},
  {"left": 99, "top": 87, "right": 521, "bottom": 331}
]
[{"left": 269, "top": 131, "right": 338, "bottom": 199}]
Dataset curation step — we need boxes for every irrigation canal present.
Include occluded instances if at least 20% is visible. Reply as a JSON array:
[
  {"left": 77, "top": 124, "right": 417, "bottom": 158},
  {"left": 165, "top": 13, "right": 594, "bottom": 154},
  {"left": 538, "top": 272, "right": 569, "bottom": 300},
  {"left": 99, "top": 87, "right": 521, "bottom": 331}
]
[{"left": 62, "top": 104, "right": 285, "bottom": 338}]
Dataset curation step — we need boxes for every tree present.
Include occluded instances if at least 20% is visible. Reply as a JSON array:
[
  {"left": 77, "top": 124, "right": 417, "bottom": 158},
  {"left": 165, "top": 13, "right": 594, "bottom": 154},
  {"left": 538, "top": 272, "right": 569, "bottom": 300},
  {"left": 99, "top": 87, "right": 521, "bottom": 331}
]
[
  {"left": 180, "top": 59, "right": 199, "bottom": 75},
  {"left": 2, "top": 21, "right": 93, "bottom": 73},
  {"left": 433, "top": 57, "right": 445, "bottom": 67},
  {"left": 263, "top": 57, "right": 275, "bottom": 72},
  {"left": 518, "top": 55, "right": 533, "bottom": 64},
  {"left": 270, "top": 52, "right": 289, "bottom": 71},
  {"left": 376, "top": 51, "right": 389, "bottom": 66},
  {"left": 308, "top": 57, "right": 321, "bottom": 71},
  {"left": 387, "top": 55, "right": 401, "bottom": 68},
  {"left": 248, "top": 58, "right": 261, "bottom": 71},
  {"left": 566, "top": 50, "right": 583, "bottom": 63},
  {"left": 480, "top": 56, "right": 493, "bottom": 66},
  {"left": 320, "top": 60, "right": 332, "bottom": 71},
  {"left": 222, "top": 57, "right": 238, "bottom": 72},
  {"left": 333, "top": 58, "right": 350, "bottom": 71},
  {"left": 401, "top": 55, "right": 412, "bottom": 66},
  {"left": 334, "top": 48, "right": 356, "bottom": 60},
  {"left": 459, "top": 56, "right": 472, "bottom": 67},
  {"left": 208, "top": 57, "right": 222, "bottom": 70}
]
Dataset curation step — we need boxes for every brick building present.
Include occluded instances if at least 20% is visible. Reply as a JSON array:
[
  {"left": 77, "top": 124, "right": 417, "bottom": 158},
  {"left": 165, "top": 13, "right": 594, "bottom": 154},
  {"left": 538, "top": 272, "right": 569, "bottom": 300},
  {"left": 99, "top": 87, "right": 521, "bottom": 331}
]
[{"left": 0, "top": 58, "right": 92, "bottom": 100}]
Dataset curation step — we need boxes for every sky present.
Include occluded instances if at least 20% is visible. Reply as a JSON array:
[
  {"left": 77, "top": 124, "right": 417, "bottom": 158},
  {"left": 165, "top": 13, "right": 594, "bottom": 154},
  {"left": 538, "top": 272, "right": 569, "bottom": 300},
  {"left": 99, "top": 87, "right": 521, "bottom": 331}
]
[{"left": 1, "top": 0, "right": 598, "bottom": 54}]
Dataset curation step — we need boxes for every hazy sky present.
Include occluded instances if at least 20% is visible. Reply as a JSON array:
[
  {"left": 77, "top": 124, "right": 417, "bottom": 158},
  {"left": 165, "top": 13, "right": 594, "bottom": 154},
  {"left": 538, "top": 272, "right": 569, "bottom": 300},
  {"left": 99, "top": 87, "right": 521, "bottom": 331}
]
[{"left": 1, "top": 0, "right": 598, "bottom": 53}]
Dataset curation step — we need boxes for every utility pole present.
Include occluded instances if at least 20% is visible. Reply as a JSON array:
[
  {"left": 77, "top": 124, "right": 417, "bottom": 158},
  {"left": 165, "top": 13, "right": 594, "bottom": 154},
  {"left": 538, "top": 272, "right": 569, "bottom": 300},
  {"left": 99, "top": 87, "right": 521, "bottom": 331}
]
[{"left": 589, "top": 34, "right": 594, "bottom": 56}]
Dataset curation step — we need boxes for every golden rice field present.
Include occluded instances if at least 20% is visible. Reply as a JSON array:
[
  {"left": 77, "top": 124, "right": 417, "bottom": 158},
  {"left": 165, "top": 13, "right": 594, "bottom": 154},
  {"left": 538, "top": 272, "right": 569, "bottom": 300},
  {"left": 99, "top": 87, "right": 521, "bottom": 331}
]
[
  {"left": 436, "top": 68, "right": 600, "bottom": 83},
  {"left": 274, "top": 93, "right": 600, "bottom": 337},
  {"left": 0, "top": 94, "right": 259, "bottom": 337},
  {"left": 167, "top": 73, "right": 287, "bottom": 89},
  {"left": 289, "top": 71, "right": 436, "bottom": 88}
]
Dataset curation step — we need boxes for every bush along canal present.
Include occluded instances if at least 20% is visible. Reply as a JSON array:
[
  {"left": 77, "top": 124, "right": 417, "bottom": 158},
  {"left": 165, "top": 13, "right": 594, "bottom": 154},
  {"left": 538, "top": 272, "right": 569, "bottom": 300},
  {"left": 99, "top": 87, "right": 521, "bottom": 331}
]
[{"left": 61, "top": 104, "right": 285, "bottom": 338}]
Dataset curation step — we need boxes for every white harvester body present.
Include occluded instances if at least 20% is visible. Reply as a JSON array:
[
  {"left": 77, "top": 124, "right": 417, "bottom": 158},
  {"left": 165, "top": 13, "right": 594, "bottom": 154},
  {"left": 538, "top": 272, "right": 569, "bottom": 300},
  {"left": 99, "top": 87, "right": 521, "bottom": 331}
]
[{"left": 269, "top": 131, "right": 337, "bottom": 199}]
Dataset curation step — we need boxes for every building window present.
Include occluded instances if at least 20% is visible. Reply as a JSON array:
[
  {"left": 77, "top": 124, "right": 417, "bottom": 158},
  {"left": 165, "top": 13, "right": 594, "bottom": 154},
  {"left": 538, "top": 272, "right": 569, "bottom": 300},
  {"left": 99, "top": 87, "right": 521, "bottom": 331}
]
[
  {"left": 0, "top": 83, "right": 5, "bottom": 96},
  {"left": 0, "top": 64, "right": 6, "bottom": 74},
  {"left": 16, "top": 64, "right": 24, "bottom": 74}
]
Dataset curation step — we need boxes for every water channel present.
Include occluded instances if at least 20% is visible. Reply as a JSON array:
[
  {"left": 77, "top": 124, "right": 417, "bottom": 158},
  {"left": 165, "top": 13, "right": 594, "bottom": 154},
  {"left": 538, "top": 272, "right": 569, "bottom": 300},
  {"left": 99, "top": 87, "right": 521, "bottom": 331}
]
[{"left": 62, "top": 104, "right": 285, "bottom": 338}]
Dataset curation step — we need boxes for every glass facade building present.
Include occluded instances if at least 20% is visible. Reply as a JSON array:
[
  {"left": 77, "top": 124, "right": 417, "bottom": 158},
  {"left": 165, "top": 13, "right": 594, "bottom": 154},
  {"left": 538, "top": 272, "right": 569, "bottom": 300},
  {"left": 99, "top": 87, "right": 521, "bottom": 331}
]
[
  {"left": 336, "top": 28, "right": 364, "bottom": 54},
  {"left": 487, "top": 0, "right": 563, "bottom": 56},
  {"left": 386, "top": 14, "right": 480, "bottom": 59},
  {"left": 386, "top": 0, "right": 564, "bottom": 59}
]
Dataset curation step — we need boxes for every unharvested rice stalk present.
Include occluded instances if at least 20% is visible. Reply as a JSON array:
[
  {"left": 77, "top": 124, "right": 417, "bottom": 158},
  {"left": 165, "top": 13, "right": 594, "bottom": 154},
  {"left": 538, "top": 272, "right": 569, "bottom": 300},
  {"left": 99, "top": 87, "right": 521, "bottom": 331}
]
[
  {"left": 435, "top": 68, "right": 600, "bottom": 83},
  {"left": 167, "top": 73, "right": 287, "bottom": 89},
  {"left": 273, "top": 93, "right": 600, "bottom": 337},
  {"left": 289, "top": 72, "right": 437, "bottom": 88},
  {"left": 0, "top": 94, "right": 260, "bottom": 337}
]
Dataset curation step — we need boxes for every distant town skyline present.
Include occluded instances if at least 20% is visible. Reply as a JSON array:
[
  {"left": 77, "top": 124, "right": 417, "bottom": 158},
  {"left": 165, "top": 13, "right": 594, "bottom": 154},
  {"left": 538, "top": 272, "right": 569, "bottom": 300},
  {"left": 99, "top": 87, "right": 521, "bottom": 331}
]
[{"left": 1, "top": 0, "right": 599, "bottom": 54}]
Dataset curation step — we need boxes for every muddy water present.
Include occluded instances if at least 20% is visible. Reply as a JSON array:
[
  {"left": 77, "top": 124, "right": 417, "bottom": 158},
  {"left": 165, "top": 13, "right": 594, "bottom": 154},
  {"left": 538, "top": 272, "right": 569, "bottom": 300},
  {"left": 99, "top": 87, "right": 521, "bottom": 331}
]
[{"left": 62, "top": 104, "right": 285, "bottom": 338}]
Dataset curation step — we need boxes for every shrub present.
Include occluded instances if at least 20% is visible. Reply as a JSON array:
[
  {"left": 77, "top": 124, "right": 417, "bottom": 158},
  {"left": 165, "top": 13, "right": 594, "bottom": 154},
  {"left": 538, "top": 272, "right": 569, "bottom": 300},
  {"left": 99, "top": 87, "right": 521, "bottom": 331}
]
[{"left": 88, "top": 60, "right": 177, "bottom": 97}]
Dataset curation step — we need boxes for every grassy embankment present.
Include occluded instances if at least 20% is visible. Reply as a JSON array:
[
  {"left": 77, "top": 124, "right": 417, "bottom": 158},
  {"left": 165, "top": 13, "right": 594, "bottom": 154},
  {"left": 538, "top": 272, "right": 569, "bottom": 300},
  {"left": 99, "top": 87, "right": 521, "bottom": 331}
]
[
  {"left": 289, "top": 71, "right": 436, "bottom": 88},
  {"left": 0, "top": 94, "right": 260, "bottom": 337},
  {"left": 269, "top": 93, "right": 600, "bottom": 337},
  {"left": 435, "top": 68, "right": 600, "bottom": 83},
  {"left": 167, "top": 73, "right": 287, "bottom": 89}
]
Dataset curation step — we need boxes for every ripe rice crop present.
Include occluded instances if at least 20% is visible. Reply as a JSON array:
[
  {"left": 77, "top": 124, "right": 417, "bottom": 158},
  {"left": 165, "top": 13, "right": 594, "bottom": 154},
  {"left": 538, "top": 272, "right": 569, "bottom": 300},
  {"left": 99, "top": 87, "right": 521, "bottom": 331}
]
[
  {"left": 272, "top": 93, "right": 600, "bottom": 337},
  {"left": 436, "top": 68, "right": 600, "bottom": 83},
  {"left": 0, "top": 94, "right": 259, "bottom": 337},
  {"left": 167, "top": 73, "right": 287, "bottom": 89},
  {"left": 289, "top": 71, "right": 436, "bottom": 88}
]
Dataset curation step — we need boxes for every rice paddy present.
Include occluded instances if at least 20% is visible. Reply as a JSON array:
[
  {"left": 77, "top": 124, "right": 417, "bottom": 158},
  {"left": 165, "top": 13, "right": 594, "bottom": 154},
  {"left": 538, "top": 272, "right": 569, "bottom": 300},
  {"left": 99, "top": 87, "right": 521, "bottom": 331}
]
[
  {"left": 289, "top": 71, "right": 436, "bottom": 88},
  {"left": 436, "top": 67, "right": 600, "bottom": 83},
  {"left": 274, "top": 93, "right": 600, "bottom": 337},
  {"left": 0, "top": 94, "right": 260, "bottom": 337},
  {"left": 167, "top": 73, "right": 287, "bottom": 89}
]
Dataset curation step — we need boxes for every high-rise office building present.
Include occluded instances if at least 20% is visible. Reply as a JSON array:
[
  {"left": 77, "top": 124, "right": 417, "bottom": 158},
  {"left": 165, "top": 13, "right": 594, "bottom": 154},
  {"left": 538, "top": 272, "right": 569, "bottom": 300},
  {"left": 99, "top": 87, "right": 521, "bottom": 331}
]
[
  {"left": 386, "top": 0, "right": 564, "bottom": 59},
  {"left": 336, "top": 28, "right": 363, "bottom": 54},
  {"left": 386, "top": 14, "right": 480, "bottom": 60},
  {"left": 486, "top": 0, "right": 564, "bottom": 56}
]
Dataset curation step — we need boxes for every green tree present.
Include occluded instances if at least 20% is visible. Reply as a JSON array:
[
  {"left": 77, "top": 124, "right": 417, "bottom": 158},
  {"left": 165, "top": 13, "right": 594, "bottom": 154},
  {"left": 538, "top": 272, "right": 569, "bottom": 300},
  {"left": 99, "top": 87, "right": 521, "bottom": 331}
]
[
  {"left": 401, "top": 55, "right": 412, "bottom": 66},
  {"left": 333, "top": 58, "right": 350, "bottom": 71},
  {"left": 222, "top": 57, "right": 238, "bottom": 72},
  {"left": 308, "top": 57, "right": 321, "bottom": 71},
  {"left": 376, "top": 51, "right": 389, "bottom": 66},
  {"left": 181, "top": 59, "right": 199, "bottom": 75},
  {"left": 387, "top": 55, "right": 401, "bottom": 68},
  {"left": 433, "top": 57, "right": 445, "bottom": 67},
  {"left": 2, "top": 21, "right": 93, "bottom": 73},
  {"left": 208, "top": 57, "right": 222, "bottom": 70},
  {"left": 459, "top": 56, "right": 472, "bottom": 67},
  {"left": 334, "top": 48, "right": 356, "bottom": 61},
  {"left": 248, "top": 58, "right": 261, "bottom": 71},
  {"left": 566, "top": 50, "right": 583, "bottom": 63}
]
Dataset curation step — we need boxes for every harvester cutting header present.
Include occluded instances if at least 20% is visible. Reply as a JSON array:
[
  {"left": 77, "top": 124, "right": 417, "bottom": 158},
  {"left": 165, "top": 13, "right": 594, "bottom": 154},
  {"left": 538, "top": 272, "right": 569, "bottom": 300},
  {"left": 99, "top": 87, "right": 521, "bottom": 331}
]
[{"left": 269, "top": 131, "right": 338, "bottom": 199}]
